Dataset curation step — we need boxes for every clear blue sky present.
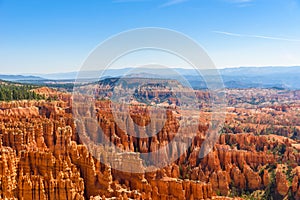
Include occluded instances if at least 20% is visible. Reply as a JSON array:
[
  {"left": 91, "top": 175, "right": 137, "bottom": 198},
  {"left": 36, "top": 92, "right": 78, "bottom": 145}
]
[{"left": 0, "top": 0, "right": 300, "bottom": 74}]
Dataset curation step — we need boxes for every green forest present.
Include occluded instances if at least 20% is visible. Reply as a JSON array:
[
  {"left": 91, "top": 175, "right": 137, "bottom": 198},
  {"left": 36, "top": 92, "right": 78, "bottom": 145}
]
[{"left": 0, "top": 81, "right": 45, "bottom": 101}]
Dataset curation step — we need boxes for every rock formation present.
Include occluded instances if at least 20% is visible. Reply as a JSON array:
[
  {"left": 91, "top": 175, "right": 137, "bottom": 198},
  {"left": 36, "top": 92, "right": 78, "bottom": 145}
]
[{"left": 0, "top": 86, "right": 300, "bottom": 199}]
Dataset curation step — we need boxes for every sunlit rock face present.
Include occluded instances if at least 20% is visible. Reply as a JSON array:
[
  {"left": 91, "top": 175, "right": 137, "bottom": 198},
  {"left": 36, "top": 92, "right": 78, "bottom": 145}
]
[{"left": 1, "top": 85, "right": 300, "bottom": 199}]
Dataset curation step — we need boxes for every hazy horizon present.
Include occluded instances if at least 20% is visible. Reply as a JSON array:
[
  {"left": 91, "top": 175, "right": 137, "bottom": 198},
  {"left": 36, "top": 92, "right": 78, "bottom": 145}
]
[
  {"left": 0, "top": 65, "right": 290, "bottom": 76},
  {"left": 0, "top": 65, "right": 298, "bottom": 76}
]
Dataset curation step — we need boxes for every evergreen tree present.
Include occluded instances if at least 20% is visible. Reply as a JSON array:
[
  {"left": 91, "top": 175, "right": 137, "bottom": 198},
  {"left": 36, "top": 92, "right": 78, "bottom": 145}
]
[{"left": 0, "top": 81, "right": 45, "bottom": 101}]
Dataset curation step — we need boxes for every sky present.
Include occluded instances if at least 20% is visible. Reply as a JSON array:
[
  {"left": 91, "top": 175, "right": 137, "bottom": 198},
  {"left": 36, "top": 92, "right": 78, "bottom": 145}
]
[{"left": 0, "top": 0, "right": 300, "bottom": 74}]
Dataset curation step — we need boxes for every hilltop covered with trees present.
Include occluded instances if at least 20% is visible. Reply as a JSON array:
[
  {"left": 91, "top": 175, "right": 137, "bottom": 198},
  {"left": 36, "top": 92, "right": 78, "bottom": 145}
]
[{"left": 0, "top": 80, "right": 45, "bottom": 101}]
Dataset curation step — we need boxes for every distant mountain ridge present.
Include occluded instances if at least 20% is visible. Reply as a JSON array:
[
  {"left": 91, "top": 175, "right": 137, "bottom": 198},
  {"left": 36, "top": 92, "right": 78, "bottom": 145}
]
[
  {"left": 2, "top": 66, "right": 300, "bottom": 89},
  {"left": 30, "top": 66, "right": 300, "bottom": 79},
  {"left": 0, "top": 74, "right": 45, "bottom": 81}
]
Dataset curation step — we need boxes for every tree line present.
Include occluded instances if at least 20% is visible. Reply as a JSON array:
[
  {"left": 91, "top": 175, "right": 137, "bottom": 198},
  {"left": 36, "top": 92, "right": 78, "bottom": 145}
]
[{"left": 0, "top": 83, "right": 45, "bottom": 101}]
